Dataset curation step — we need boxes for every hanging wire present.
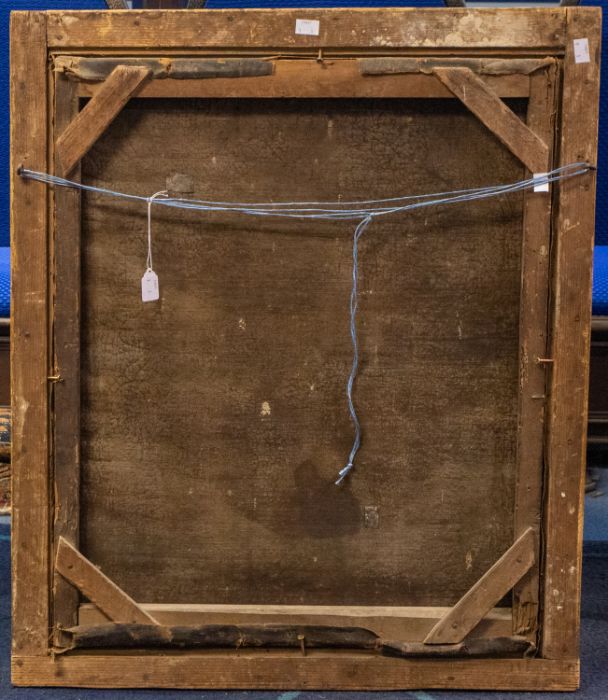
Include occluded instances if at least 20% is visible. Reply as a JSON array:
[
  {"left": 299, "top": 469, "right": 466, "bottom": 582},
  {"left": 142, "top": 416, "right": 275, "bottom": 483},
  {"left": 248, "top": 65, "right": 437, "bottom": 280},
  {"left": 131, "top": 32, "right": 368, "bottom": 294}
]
[
  {"left": 18, "top": 163, "right": 590, "bottom": 221},
  {"left": 336, "top": 215, "right": 373, "bottom": 485},
  {"left": 18, "top": 163, "right": 594, "bottom": 483}
]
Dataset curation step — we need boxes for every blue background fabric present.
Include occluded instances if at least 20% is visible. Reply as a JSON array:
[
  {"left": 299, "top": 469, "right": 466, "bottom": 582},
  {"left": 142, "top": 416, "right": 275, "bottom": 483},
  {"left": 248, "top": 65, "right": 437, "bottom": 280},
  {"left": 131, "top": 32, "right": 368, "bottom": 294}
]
[
  {"left": 594, "top": 245, "right": 608, "bottom": 315},
  {"left": 0, "top": 247, "right": 8, "bottom": 318}
]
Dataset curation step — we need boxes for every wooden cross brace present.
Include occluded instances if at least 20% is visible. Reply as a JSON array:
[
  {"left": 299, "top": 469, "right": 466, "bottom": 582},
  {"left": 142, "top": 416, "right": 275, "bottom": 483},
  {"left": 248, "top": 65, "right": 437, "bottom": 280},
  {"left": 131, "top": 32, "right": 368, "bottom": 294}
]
[{"left": 55, "top": 65, "right": 152, "bottom": 177}]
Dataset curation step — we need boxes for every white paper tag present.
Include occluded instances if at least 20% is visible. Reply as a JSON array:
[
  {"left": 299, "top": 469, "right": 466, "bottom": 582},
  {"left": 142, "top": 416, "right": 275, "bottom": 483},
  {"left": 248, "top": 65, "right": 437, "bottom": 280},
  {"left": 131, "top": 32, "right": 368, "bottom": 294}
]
[
  {"left": 533, "top": 173, "right": 549, "bottom": 193},
  {"left": 141, "top": 269, "right": 159, "bottom": 302},
  {"left": 573, "top": 38, "right": 590, "bottom": 64},
  {"left": 295, "top": 18, "right": 320, "bottom": 36}
]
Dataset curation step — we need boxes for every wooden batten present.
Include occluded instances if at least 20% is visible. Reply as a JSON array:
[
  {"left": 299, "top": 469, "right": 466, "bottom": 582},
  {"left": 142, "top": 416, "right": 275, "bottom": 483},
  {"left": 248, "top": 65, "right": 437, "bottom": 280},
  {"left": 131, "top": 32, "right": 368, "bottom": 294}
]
[
  {"left": 52, "top": 72, "right": 83, "bottom": 641},
  {"left": 74, "top": 59, "right": 533, "bottom": 100},
  {"left": 424, "top": 528, "right": 536, "bottom": 645},
  {"left": 11, "top": 654, "right": 580, "bottom": 691},
  {"left": 78, "top": 603, "right": 513, "bottom": 642},
  {"left": 542, "top": 7, "right": 601, "bottom": 661},
  {"left": 44, "top": 9, "right": 568, "bottom": 50},
  {"left": 10, "top": 9, "right": 50, "bottom": 658},
  {"left": 433, "top": 66, "right": 549, "bottom": 173},
  {"left": 512, "top": 64, "right": 558, "bottom": 640},
  {"left": 55, "top": 538, "right": 159, "bottom": 625},
  {"left": 55, "top": 65, "right": 152, "bottom": 177}
]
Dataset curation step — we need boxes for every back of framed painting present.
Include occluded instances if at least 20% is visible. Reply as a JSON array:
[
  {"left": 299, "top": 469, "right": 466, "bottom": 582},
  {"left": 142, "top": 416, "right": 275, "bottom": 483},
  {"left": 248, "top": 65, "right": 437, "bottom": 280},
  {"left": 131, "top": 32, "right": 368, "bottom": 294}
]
[{"left": 10, "top": 7, "right": 600, "bottom": 690}]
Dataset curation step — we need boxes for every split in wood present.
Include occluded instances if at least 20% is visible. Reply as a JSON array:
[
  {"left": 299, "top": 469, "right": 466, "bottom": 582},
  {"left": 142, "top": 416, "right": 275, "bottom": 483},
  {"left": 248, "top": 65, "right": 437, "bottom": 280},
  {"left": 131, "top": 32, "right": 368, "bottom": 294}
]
[{"left": 56, "top": 623, "right": 534, "bottom": 659}]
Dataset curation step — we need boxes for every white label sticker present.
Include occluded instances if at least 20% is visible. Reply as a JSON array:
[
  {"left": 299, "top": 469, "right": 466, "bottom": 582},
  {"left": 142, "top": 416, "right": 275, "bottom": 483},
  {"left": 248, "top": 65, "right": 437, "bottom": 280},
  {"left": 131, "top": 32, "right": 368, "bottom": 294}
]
[
  {"left": 141, "top": 269, "right": 159, "bottom": 302},
  {"left": 295, "top": 19, "right": 320, "bottom": 36},
  {"left": 573, "top": 38, "right": 590, "bottom": 64},
  {"left": 533, "top": 173, "right": 549, "bottom": 193}
]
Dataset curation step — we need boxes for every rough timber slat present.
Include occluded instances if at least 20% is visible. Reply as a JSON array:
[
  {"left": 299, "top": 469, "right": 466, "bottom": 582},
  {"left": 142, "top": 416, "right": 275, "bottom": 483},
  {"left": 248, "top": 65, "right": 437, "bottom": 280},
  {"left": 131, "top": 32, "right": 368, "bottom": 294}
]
[
  {"left": 10, "top": 10, "right": 50, "bottom": 657},
  {"left": 542, "top": 7, "right": 601, "bottom": 660},
  {"left": 11, "top": 654, "right": 579, "bottom": 691},
  {"left": 56, "top": 55, "right": 548, "bottom": 82},
  {"left": 75, "top": 62, "right": 532, "bottom": 100},
  {"left": 55, "top": 65, "right": 151, "bottom": 177},
  {"left": 512, "top": 64, "right": 558, "bottom": 639},
  {"left": 44, "top": 9, "right": 567, "bottom": 50},
  {"left": 433, "top": 66, "right": 549, "bottom": 173},
  {"left": 424, "top": 527, "right": 535, "bottom": 644},
  {"left": 55, "top": 538, "right": 159, "bottom": 625},
  {"left": 52, "top": 73, "right": 83, "bottom": 640}
]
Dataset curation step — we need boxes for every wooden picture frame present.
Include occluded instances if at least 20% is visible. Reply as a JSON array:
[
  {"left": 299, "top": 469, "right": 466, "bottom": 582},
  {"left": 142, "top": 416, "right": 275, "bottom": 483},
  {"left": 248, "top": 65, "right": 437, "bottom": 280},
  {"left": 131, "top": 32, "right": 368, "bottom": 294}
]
[{"left": 10, "top": 7, "right": 600, "bottom": 690}]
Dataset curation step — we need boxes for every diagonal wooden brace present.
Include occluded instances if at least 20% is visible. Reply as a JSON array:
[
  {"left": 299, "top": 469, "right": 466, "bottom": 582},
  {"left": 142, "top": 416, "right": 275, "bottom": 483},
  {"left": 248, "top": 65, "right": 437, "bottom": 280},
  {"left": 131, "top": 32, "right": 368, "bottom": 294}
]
[
  {"left": 423, "top": 527, "right": 536, "bottom": 645},
  {"left": 433, "top": 67, "right": 549, "bottom": 173},
  {"left": 55, "top": 65, "right": 152, "bottom": 177},
  {"left": 55, "top": 537, "right": 159, "bottom": 625}
]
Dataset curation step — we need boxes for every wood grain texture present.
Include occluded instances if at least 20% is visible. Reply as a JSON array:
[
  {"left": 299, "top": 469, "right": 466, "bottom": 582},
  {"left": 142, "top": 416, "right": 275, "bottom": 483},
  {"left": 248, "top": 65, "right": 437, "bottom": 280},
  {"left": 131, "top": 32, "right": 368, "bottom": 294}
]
[
  {"left": 433, "top": 67, "right": 549, "bottom": 173},
  {"left": 424, "top": 527, "right": 535, "bottom": 644},
  {"left": 78, "top": 603, "right": 513, "bottom": 641},
  {"left": 11, "top": 653, "right": 579, "bottom": 690},
  {"left": 10, "top": 10, "right": 50, "bottom": 657},
  {"left": 52, "top": 72, "right": 82, "bottom": 642},
  {"left": 55, "top": 537, "right": 159, "bottom": 625},
  {"left": 55, "top": 65, "right": 152, "bottom": 177},
  {"left": 512, "top": 65, "right": 558, "bottom": 640},
  {"left": 75, "top": 62, "right": 533, "bottom": 100},
  {"left": 79, "top": 97, "right": 524, "bottom": 607},
  {"left": 44, "top": 9, "right": 567, "bottom": 50},
  {"left": 541, "top": 6, "right": 601, "bottom": 660}
]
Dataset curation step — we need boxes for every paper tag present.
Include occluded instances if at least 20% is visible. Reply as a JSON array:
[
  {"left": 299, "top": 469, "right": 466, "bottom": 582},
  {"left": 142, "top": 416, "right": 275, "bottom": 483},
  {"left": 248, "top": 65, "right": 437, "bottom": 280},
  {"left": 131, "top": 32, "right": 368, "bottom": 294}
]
[
  {"left": 573, "top": 38, "right": 590, "bottom": 64},
  {"left": 141, "top": 269, "right": 159, "bottom": 302},
  {"left": 533, "top": 173, "right": 549, "bottom": 193},
  {"left": 295, "top": 18, "right": 320, "bottom": 36}
]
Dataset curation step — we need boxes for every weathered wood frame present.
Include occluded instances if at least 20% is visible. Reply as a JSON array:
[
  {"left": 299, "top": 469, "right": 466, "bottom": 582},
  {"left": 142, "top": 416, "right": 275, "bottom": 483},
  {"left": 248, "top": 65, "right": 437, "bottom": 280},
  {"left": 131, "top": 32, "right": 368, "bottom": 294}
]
[{"left": 10, "top": 7, "right": 599, "bottom": 690}]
